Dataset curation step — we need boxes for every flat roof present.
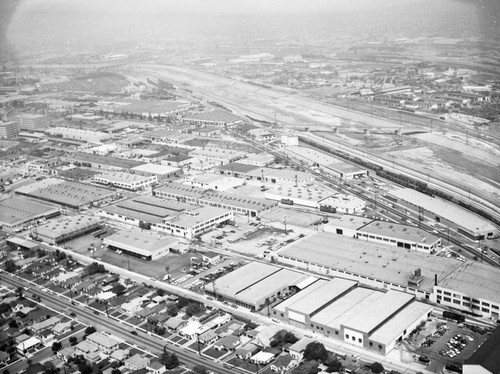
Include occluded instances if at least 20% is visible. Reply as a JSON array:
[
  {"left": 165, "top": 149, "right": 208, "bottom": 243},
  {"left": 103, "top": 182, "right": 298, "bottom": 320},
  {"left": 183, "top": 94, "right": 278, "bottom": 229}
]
[
  {"left": 358, "top": 220, "right": 441, "bottom": 244},
  {"left": 370, "top": 302, "right": 432, "bottom": 345},
  {"left": 326, "top": 162, "right": 366, "bottom": 175},
  {"left": 279, "top": 232, "right": 462, "bottom": 293},
  {"left": 95, "top": 171, "right": 154, "bottom": 183},
  {"left": 311, "top": 288, "right": 379, "bottom": 327},
  {"left": 0, "top": 196, "right": 59, "bottom": 226},
  {"left": 343, "top": 290, "right": 414, "bottom": 334},
  {"left": 71, "top": 152, "right": 145, "bottom": 169},
  {"left": 326, "top": 215, "right": 373, "bottom": 231},
  {"left": 166, "top": 206, "right": 230, "bottom": 228},
  {"left": 205, "top": 262, "right": 279, "bottom": 299},
  {"left": 266, "top": 185, "right": 332, "bottom": 202},
  {"left": 217, "top": 162, "right": 260, "bottom": 174},
  {"left": 246, "top": 167, "right": 313, "bottom": 182},
  {"left": 184, "top": 109, "right": 241, "bottom": 123},
  {"left": 390, "top": 188, "right": 496, "bottom": 234},
  {"left": 276, "top": 278, "right": 357, "bottom": 316},
  {"left": 438, "top": 262, "right": 500, "bottom": 304},
  {"left": 104, "top": 228, "right": 178, "bottom": 255},
  {"left": 131, "top": 164, "right": 180, "bottom": 175},
  {"left": 16, "top": 179, "right": 116, "bottom": 208},
  {"left": 37, "top": 215, "right": 101, "bottom": 239}
]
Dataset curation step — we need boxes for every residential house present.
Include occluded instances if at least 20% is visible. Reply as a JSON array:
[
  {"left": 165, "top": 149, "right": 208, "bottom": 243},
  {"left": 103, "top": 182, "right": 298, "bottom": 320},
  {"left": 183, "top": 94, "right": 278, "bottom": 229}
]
[
  {"left": 38, "top": 329, "right": 55, "bottom": 345},
  {"left": 74, "top": 341, "right": 100, "bottom": 363},
  {"left": 214, "top": 335, "right": 240, "bottom": 352},
  {"left": 0, "top": 351, "right": 10, "bottom": 365},
  {"left": 31, "top": 316, "right": 60, "bottom": 334},
  {"left": 251, "top": 351, "right": 276, "bottom": 365},
  {"left": 125, "top": 354, "right": 150, "bottom": 371},
  {"left": 57, "top": 346, "right": 76, "bottom": 362},
  {"left": 270, "top": 353, "right": 298, "bottom": 373},
  {"left": 16, "top": 336, "right": 42, "bottom": 356},
  {"left": 255, "top": 325, "right": 281, "bottom": 347},
  {"left": 288, "top": 338, "right": 315, "bottom": 361},
  {"left": 53, "top": 321, "right": 72, "bottom": 336},
  {"left": 165, "top": 316, "right": 187, "bottom": 332},
  {"left": 198, "top": 330, "right": 219, "bottom": 345},
  {"left": 235, "top": 343, "right": 260, "bottom": 360},
  {"left": 86, "top": 332, "right": 120, "bottom": 354},
  {"left": 110, "top": 349, "right": 130, "bottom": 362},
  {"left": 147, "top": 359, "right": 166, "bottom": 374}
]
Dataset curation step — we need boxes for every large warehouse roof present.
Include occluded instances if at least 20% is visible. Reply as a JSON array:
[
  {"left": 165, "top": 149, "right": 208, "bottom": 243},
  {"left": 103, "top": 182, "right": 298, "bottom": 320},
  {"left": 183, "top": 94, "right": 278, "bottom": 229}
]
[
  {"left": 357, "top": 220, "right": 441, "bottom": 244},
  {"left": 131, "top": 163, "right": 180, "bottom": 175},
  {"left": 167, "top": 206, "right": 230, "bottom": 228},
  {"left": 0, "top": 196, "right": 59, "bottom": 226},
  {"left": 183, "top": 109, "right": 241, "bottom": 124},
  {"left": 37, "top": 215, "right": 101, "bottom": 240},
  {"left": 343, "top": 290, "right": 414, "bottom": 334},
  {"left": 369, "top": 302, "right": 432, "bottom": 346},
  {"left": 16, "top": 178, "right": 116, "bottom": 208},
  {"left": 104, "top": 228, "right": 178, "bottom": 257},
  {"left": 70, "top": 152, "right": 145, "bottom": 169},
  {"left": 276, "top": 278, "right": 358, "bottom": 317},
  {"left": 390, "top": 188, "right": 496, "bottom": 235},
  {"left": 279, "top": 233, "right": 461, "bottom": 292}
]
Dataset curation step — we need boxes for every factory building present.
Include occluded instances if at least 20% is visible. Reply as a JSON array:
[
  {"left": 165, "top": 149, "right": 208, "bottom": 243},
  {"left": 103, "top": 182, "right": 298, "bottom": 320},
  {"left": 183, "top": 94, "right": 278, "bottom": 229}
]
[
  {"left": 93, "top": 172, "right": 157, "bottom": 191},
  {"left": 0, "top": 121, "right": 20, "bottom": 139},
  {"left": 103, "top": 228, "right": 179, "bottom": 261},
  {"left": 182, "top": 109, "right": 242, "bottom": 128},
  {"left": 155, "top": 206, "right": 233, "bottom": 239},
  {"left": 204, "top": 262, "right": 307, "bottom": 311},
  {"left": 273, "top": 278, "right": 432, "bottom": 355},
  {"left": 318, "top": 194, "right": 367, "bottom": 214},
  {"left": 66, "top": 152, "right": 146, "bottom": 171},
  {"left": 15, "top": 178, "right": 116, "bottom": 210},
  {"left": 277, "top": 232, "right": 500, "bottom": 320},
  {"left": 324, "top": 215, "right": 441, "bottom": 254},
  {"left": 99, "top": 195, "right": 191, "bottom": 229},
  {"left": 13, "top": 114, "right": 50, "bottom": 131},
  {"left": 0, "top": 196, "right": 60, "bottom": 232},
  {"left": 389, "top": 188, "right": 497, "bottom": 241},
  {"left": 35, "top": 215, "right": 101, "bottom": 244},
  {"left": 130, "top": 164, "right": 181, "bottom": 180},
  {"left": 45, "top": 127, "right": 111, "bottom": 143},
  {"left": 154, "top": 183, "right": 276, "bottom": 217}
]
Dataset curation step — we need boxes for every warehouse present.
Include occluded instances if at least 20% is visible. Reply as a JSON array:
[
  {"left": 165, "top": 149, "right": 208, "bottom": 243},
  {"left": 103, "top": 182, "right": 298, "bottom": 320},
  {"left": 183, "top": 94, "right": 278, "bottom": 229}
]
[
  {"left": 277, "top": 232, "right": 500, "bottom": 319},
  {"left": 277, "top": 232, "right": 462, "bottom": 299},
  {"left": 0, "top": 196, "right": 60, "bottom": 232},
  {"left": 272, "top": 278, "right": 432, "bottom": 355},
  {"left": 182, "top": 109, "right": 242, "bottom": 127},
  {"left": 389, "top": 188, "right": 497, "bottom": 240},
  {"left": 67, "top": 152, "right": 146, "bottom": 171},
  {"left": 204, "top": 262, "right": 307, "bottom": 311},
  {"left": 216, "top": 162, "right": 259, "bottom": 177},
  {"left": 156, "top": 206, "right": 233, "bottom": 239},
  {"left": 153, "top": 183, "right": 276, "bottom": 217},
  {"left": 264, "top": 185, "right": 333, "bottom": 208},
  {"left": 99, "top": 195, "right": 191, "bottom": 228},
  {"left": 15, "top": 178, "right": 116, "bottom": 210},
  {"left": 130, "top": 164, "right": 181, "bottom": 180},
  {"left": 318, "top": 194, "right": 366, "bottom": 214},
  {"left": 103, "top": 228, "right": 178, "bottom": 260},
  {"left": 35, "top": 215, "right": 101, "bottom": 244},
  {"left": 245, "top": 168, "right": 315, "bottom": 187},
  {"left": 93, "top": 172, "right": 157, "bottom": 191},
  {"left": 324, "top": 216, "right": 442, "bottom": 254}
]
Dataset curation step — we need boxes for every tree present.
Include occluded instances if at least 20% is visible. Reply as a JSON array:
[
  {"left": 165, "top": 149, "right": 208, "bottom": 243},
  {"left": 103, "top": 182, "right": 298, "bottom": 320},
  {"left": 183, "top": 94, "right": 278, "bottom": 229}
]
[
  {"left": 164, "top": 353, "right": 179, "bottom": 370},
  {"left": 43, "top": 362, "right": 58, "bottom": 374},
  {"left": 51, "top": 341, "right": 62, "bottom": 352},
  {"left": 157, "top": 289, "right": 165, "bottom": 297},
  {"left": 69, "top": 336, "right": 78, "bottom": 346},
  {"left": 370, "top": 362, "right": 385, "bottom": 374},
  {"left": 111, "top": 370, "right": 121, "bottom": 374},
  {"left": 16, "top": 287, "right": 24, "bottom": 299},
  {"left": 303, "top": 342, "right": 328, "bottom": 362},
  {"left": 84, "top": 326, "right": 96, "bottom": 335},
  {"left": 326, "top": 360, "right": 343, "bottom": 373},
  {"left": 4, "top": 260, "right": 16, "bottom": 273},
  {"left": 111, "top": 284, "right": 126, "bottom": 295},
  {"left": 192, "top": 365, "right": 209, "bottom": 374},
  {"left": 186, "top": 302, "right": 203, "bottom": 317},
  {"left": 167, "top": 305, "right": 179, "bottom": 317},
  {"left": 283, "top": 331, "right": 298, "bottom": 344},
  {"left": 8, "top": 319, "right": 18, "bottom": 328},
  {"left": 0, "top": 303, "right": 12, "bottom": 315}
]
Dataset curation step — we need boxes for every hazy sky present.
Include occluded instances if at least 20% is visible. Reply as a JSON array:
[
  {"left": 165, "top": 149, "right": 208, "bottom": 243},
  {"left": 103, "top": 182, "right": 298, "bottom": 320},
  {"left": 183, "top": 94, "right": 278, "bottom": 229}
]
[{"left": 2, "top": 0, "right": 498, "bottom": 58}]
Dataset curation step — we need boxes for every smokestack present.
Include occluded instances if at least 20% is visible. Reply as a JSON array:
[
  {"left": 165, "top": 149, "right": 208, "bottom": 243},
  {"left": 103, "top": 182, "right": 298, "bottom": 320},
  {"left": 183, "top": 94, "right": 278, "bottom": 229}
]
[{"left": 435, "top": 274, "right": 438, "bottom": 286}]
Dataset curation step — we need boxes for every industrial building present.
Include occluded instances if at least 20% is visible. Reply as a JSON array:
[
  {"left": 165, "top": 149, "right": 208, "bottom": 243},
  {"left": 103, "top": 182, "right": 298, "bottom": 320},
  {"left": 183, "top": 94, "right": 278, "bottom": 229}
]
[
  {"left": 66, "top": 152, "right": 146, "bottom": 171},
  {"left": 245, "top": 168, "right": 315, "bottom": 187},
  {"left": 324, "top": 215, "right": 442, "bottom": 254},
  {"left": 217, "top": 162, "right": 260, "bottom": 177},
  {"left": 35, "top": 215, "right": 101, "bottom": 244},
  {"left": 182, "top": 109, "right": 242, "bottom": 127},
  {"left": 272, "top": 278, "right": 432, "bottom": 355},
  {"left": 130, "top": 164, "right": 181, "bottom": 180},
  {"left": 318, "top": 194, "right": 367, "bottom": 214},
  {"left": 153, "top": 183, "right": 277, "bottom": 217},
  {"left": 93, "top": 171, "right": 157, "bottom": 191},
  {"left": 204, "top": 262, "right": 307, "bottom": 311},
  {"left": 103, "top": 228, "right": 179, "bottom": 260},
  {"left": 282, "top": 145, "right": 367, "bottom": 179},
  {"left": 15, "top": 178, "right": 116, "bottom": 210},
  {"left": 277, "top": 232, "right": 500, "bottom": 319},
  {"left": 45, "top": 127, "right": 111, "bottom": 143},
  {"left": 155, "top": 206, "right": 233, "bottom": 239},
  {"left": 13, "top": 113, "right": 50, "bottom": 131},
  {"left": 99, "top": 195, "right": 191, "bottom": 228},
  {"left": 389, "top": 188, "right": 497, "bottom": 240},
  {"left": 264, "top": 185, "right": 333, "bottom": 209},
  {"left": 0, "top": 196, "right": 60, "bottom": 232},
  {"left": 0, "top": 121, "right": 20, "bottom": 139}
]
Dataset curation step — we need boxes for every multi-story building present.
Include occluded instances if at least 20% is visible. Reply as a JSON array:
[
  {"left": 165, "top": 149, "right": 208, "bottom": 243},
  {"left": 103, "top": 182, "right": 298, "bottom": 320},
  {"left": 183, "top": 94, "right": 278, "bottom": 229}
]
[
  {"left": 0, "top": 121, "right": 20, "bottom": 138},
  {"left": 14, "top": 114, "right": 50, "bottom": 131}
]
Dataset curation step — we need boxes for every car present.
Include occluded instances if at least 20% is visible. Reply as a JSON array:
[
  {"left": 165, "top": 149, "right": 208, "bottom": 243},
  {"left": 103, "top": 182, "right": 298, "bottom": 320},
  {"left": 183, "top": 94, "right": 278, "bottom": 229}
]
[
  {"left": 93, "top": 311, "right": 100, "bottom": 315},
  {"left": 70, "top": 312, "right": 76, "bottom": 317},
  {"left": 272, "top": 318, "right": 280, "bottom": 323},
  {"left": 230, "top": 303, "right": 238, "bottom": 309},
  {"left": 207, "top": 296, "right": 214, "bottom": 301},
  {"left": 130, "top": 331, "right": 138, "bottom": 335}
]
